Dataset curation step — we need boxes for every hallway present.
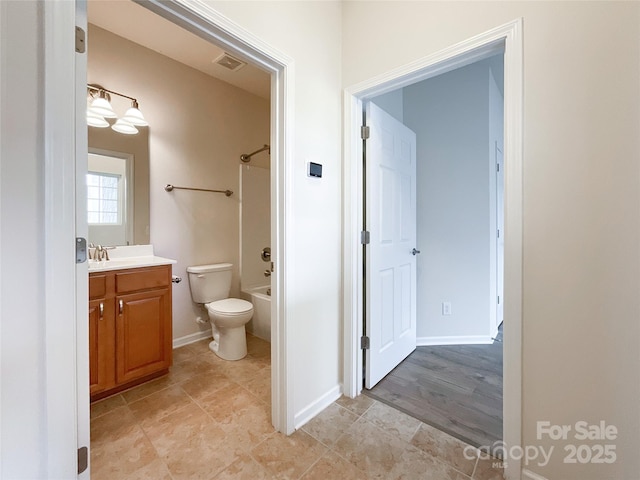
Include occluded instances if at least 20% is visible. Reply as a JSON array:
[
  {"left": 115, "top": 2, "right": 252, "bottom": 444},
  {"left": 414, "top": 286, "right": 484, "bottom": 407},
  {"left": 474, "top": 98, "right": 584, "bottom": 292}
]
[{"left": 90, "top": 334, "right": 503, "bottom": 479}]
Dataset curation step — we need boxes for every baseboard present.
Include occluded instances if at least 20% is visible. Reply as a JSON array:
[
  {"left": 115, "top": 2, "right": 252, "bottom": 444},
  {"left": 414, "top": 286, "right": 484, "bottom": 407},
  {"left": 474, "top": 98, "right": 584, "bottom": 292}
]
[
  {"left": 294, "top": 384, "right": 342, "bottom": 430},
  {"left": 417, "top": 335, "right": 493, "bottom": 346},
  {"left": 172, "top": 330, "right": 211, "bottom": 349},
  {"left": 522, "top": 469, "right": 549, "bottom": 480}
]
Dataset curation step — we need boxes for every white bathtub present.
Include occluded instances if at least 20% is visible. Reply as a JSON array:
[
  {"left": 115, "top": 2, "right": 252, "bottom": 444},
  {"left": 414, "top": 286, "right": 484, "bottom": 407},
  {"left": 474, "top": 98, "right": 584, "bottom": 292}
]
[{"left": 242, "top": 285, "right": 271, "bottom": 342}]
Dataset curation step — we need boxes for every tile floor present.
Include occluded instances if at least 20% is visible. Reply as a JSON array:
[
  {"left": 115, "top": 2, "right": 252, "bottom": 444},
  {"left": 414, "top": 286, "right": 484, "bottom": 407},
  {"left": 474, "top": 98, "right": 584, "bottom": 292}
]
[{"left": 90, "top": 334, "right": 505, "bottom": 480}]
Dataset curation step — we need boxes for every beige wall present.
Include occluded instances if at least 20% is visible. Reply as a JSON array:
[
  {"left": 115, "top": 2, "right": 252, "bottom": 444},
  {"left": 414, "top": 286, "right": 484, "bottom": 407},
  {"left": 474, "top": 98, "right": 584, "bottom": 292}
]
[
  {"left": 88, "top": 25, "right": 270, "bottom": 343},
  {"left": 344, "top": 2, "right": 640, "bottom": 478}
]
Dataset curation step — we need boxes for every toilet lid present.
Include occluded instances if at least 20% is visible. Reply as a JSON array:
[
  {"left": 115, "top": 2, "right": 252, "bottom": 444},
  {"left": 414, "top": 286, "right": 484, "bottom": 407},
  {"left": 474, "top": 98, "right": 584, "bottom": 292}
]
[{"left": 206, "top": 298, "right": 253, "bottom": 315}]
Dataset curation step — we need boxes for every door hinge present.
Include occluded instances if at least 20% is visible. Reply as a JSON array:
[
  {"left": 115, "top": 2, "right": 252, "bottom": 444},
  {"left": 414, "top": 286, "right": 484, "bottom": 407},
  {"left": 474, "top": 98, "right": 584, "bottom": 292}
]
[
  {"left": 361, "top": 335, "right": 370, "bottom": 350},
  {"left": 361, "top": 125, "right": 370, "bottom": 140},
  {"left": 497, "top": 295, "right": 500, "bottom": 305},
  {"left": 497, "top": 229, "right": 500, "bottom": 238},
  {"left": 76, "top": 237, "right": 87, "bottom": 264},
  {"left": 360, "top": 230, "right": 370, "bottom": 245},
  {"left": 75, "top": 26, "right": 86, "bottom": 53},
  {"left": 77, "top": 446, "right": 88, "bottom": 474},
  {"left": 497, "top": 162, "right": 500, "bottom": 172}
]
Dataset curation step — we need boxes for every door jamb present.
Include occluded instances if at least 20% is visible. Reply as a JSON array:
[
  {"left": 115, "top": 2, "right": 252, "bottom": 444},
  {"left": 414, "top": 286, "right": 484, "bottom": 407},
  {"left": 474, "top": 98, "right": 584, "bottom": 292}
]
[{"left": 342, "top": 18, "right": 523, "bottom": 480}]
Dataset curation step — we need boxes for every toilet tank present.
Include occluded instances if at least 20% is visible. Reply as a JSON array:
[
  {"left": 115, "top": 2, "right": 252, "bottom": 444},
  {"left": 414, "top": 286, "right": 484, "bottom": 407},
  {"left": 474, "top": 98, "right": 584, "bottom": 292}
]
[{"left": 186, "top": 263, "right": 233, "bottom": 304}]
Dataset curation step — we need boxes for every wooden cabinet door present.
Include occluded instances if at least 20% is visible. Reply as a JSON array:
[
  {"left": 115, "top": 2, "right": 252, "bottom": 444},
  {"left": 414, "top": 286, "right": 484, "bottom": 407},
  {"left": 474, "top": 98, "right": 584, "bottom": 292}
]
[
  {"left": 89, "top": 298, "right": 115, "bottom": 395},
  {"left": 115, "top": 288, "right": 172, "bottom": 384}
]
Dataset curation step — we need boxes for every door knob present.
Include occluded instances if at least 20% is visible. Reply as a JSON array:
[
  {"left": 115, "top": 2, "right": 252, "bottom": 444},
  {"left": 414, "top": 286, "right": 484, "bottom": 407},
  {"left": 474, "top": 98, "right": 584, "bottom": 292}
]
[{"left": 411, "top": 248, "right": 421, "bottom": 255}]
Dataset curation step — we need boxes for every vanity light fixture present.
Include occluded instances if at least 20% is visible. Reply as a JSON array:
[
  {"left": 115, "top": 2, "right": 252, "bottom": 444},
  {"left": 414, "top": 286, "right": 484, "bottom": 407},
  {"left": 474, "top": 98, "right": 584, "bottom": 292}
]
[
  {"left": 121, "top": 99, "right": 149, "bottom": 127},
  {"left": 111, "top": 118, "right": 139, "bottom": 135},
  {"left": 86, "top": 110, "right": 110, "bottom": 128},
  {"left": 87, "top": 84, "right": 148, "bottom": 134}
]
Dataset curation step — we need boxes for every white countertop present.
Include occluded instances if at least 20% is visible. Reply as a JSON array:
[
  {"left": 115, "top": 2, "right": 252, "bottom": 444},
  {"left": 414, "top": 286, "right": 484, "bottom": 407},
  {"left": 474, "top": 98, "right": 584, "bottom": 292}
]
[{"left": 88, "top": 245, "right": 176, "bottom": 273}]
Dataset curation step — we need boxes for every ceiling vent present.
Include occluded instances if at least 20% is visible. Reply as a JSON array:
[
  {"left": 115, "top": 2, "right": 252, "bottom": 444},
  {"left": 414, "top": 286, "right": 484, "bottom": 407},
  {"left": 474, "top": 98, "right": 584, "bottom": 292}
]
[{"left": 213, "top": 53, "right": 246, "bottom": 72}]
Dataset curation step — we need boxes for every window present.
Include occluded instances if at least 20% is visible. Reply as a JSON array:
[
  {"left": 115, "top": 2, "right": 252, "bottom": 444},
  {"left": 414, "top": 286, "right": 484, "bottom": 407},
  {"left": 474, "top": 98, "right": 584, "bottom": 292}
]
[{"left": 87, "top": 172, "right": 121, "bottom": 225}]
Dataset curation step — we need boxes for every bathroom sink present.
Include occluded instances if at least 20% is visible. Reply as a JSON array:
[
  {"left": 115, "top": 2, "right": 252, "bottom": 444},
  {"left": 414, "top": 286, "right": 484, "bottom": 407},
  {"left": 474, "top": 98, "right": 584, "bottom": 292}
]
[
  {"left": 87, "top": 255, "right": 176, "bottom": 272},
  {"left": 88, "top": 258, "right": 140, "bottom": 270}
]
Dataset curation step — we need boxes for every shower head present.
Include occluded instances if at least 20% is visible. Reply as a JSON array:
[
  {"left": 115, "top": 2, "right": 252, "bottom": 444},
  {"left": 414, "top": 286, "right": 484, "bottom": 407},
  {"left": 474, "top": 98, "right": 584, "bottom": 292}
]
[{"left": 240, "top": 144, "right": 270, "bottom": 162}]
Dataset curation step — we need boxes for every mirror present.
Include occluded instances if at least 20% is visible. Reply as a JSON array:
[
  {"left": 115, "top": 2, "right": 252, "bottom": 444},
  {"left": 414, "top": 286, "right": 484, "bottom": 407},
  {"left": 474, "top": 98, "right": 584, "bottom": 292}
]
[{"left": 88, "top": 127, "right": 150, "bottom": 246}]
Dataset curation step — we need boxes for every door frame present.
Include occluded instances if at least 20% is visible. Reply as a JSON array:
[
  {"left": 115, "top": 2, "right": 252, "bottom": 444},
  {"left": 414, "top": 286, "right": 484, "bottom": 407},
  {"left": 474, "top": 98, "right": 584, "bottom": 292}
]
[
  {"left": 43, "top": 6, "right": 295, "bottom": 478},
  {"left": 342, "top": 19, "right": 524, "bottom": 480},
  {"left": 137, "top": 0, "right": 295, "bottom": 433}
]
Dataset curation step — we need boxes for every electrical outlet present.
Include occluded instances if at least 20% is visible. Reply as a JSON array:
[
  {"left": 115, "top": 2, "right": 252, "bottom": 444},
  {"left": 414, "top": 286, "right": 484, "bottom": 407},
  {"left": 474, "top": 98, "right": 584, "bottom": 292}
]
[{"left": 442, "top": 302, "right": 452, "bottom": 316}]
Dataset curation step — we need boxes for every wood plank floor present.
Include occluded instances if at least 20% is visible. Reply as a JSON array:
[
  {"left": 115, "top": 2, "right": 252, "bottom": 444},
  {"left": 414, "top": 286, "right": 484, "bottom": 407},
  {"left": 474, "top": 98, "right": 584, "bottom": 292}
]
[{"left": 364, "top": 326, "right": 503, "bottom": 449}]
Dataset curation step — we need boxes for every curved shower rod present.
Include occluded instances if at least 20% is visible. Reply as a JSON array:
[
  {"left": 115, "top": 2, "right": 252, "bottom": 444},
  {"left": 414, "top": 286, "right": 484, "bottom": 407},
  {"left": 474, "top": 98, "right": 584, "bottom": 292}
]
[{"left": 240, "top": 144, "right": 270, "bottom": 162}]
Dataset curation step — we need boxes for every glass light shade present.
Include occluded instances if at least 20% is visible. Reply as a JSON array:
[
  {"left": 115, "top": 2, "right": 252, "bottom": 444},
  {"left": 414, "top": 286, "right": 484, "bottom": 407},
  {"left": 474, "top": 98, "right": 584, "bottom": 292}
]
[
  {"left": 121, "top": 106, "right": 148, "bottom": 126},
  {"left": 86, "top": 111, "right": 109, "bottom": 128},
  {"left": 111, "top": 119, "right": 138, "bottom": 135},
  {"left": 89, "top": 97, "right": 117, "bottom": 118}
]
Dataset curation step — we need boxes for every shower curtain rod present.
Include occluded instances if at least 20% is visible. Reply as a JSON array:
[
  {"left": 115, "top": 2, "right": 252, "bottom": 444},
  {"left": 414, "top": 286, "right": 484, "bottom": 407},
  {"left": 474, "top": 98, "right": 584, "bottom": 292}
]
[
  {"left": 164, "top": 184, "right": 233, "bottom": 197},
  {"left": 240, "top": 144, "right": 270, "bottom": 162}
]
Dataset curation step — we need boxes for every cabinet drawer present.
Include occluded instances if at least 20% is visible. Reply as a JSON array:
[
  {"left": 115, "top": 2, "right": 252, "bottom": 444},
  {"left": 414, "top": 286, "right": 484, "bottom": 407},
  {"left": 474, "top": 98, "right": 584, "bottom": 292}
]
[
  {"left": 115, "top": 266, "right": 170, "bottom": 294},
  {"left": 89, "top": 274, "right": 107, "bottom": 299}
]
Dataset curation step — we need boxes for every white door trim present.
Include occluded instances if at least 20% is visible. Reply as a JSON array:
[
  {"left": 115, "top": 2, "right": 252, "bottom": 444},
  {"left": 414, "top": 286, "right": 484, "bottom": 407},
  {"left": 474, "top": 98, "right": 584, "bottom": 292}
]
[
  {"left": 342, "top": 19, "right": 524, "bottom": 480},
  {"left": 43, "top": 0, "right": 84, "bottom": 476},
  {"left": 131, "top": 0, "right": 296, "bottom": 434}
]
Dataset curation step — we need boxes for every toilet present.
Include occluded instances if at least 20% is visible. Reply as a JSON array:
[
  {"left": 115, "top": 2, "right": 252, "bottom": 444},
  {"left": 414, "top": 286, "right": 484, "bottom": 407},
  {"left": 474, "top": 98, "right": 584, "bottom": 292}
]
[{"left": 186, "top": 263, "right": 254, "bottom": 360}]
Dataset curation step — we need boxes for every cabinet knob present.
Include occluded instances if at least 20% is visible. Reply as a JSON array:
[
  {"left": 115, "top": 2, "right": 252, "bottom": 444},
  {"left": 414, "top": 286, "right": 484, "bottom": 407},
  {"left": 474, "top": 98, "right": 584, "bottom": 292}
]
[
  {"left": 119, "top": 299, "right": 123, "bottom": 315},
  {"left": 99, "top": 302, "right": 104, "bottom": 318}
]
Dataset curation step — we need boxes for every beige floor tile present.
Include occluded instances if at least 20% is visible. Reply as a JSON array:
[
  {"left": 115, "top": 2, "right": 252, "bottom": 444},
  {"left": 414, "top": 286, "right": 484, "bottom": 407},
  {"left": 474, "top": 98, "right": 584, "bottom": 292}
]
[
  {"left": 90, "top": 394, "right": 125, "bottom": 419},
  {"left": 247, "top": 335, "right": 271, "bottom": 358},
  {"left": 198, "top": 383, "right": 262, "bottom": 423},
  {"left": 121, "top": 375, "right": 173, "bottom": 404},
  {"left": 243, "top": 369, "right": 272, "bottom": 404},
  {"left": 302, "top": 403, "right": 359, "bottom": 446},
  {"left": 300, "top": 450, "right": 367, "bottom": 480},
  {"left": 411, "top": 422, "right": 478, "bottom": 476},
  {"left": 90, "top": 405, "right": 138, "bottom": 447},
  {"left": 251, "top": 430, "right": 328, "bottom": 480},
  {"left": 217, "top": 400, "right": 275, "bottom": 449},
  {"left": 122, "top": 458, "right": 173, "bottom": 480},
  {"left": 473, "top": 456, "right": 505, "bottom": 480},
  {"left": 335, "top": 394, "right": 376, "bottom": 416},
  {"left": 387, "top": 444, "right": 464, "bottom": 480},
  {"left": 179, "top": 370, "right": 235, "bottom": 401},
  {"left": 143, "top": 406, "right": 242, "bottom": 480},
  {"left": 332, "top": 417, "right": 409, "bottom": 479},
  {"left": 214, "top": 453, "right": 275, "bottom": 480},
  {"left": 186, "top": 337, "right": 214, "bottom": 355},
  {"left": 90, "top": 409, "right": 158, "bottom": 479},
  {"left": 141, "top": 405, "right": 214, "bottom": 455},
  {"left": 173, "top": 345, "right": 197, "bottom": 364},
  {"left": 217, "top": 357, "right": 269, "bottom": 385},
  {"left": 362, "top": 401, "right": 422, "bottom": 442},
  {"left": 128, "top": 384, "right": 196, "bottom": 428},
  {"left": 167, "top": 356, "right": 220, "bottom": 384}
]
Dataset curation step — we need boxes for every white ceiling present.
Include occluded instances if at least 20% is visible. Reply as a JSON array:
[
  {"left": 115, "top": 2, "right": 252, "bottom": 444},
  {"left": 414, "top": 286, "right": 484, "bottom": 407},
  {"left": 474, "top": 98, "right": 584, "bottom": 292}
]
[{"left": 87, "top": 0, "right": 271, "bottom": 99}]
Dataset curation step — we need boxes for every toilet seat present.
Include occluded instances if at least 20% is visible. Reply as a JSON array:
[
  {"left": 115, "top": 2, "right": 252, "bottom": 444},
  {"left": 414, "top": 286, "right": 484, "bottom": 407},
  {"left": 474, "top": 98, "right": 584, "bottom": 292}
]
[{"left": 206, "top": 298, "right": 253, "bottom": 316}]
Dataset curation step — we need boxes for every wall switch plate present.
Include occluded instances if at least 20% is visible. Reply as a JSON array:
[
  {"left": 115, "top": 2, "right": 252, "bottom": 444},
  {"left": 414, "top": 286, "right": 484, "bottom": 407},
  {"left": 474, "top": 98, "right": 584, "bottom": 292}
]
[{"left": 442, "top": 302, "right": 452, "bottom": 316}]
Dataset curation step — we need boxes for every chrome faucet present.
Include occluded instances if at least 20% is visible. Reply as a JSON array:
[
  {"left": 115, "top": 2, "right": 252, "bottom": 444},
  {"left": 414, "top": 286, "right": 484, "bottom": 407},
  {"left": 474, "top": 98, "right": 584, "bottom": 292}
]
[{"left": 92, "top": 245, "right": 113, "bottom": 261}]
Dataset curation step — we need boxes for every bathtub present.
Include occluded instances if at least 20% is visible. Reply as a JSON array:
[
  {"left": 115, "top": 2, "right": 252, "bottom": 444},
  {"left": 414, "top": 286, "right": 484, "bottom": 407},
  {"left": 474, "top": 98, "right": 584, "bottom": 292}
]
[{"left": 242, "top": 285, "right": 271, "bottom": 342}]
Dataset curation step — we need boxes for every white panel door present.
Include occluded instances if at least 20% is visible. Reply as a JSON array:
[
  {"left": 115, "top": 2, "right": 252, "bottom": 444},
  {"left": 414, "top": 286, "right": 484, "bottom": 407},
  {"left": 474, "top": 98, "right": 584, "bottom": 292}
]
[{"left": 365, "top": 102, "right": 417, "bottom": 389}]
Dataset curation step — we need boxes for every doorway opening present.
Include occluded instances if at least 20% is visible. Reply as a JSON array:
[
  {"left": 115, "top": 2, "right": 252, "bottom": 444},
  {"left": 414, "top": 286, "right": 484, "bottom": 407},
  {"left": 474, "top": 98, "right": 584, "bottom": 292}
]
[
  {"left": 343, "top": 19, "right": 523, "bottom": 479},
  {"left": 362, "top": 53, "right": 505, "bottom": 449},
  {"left": 78, "top": 1, "right": 295, "bottom": 474}
]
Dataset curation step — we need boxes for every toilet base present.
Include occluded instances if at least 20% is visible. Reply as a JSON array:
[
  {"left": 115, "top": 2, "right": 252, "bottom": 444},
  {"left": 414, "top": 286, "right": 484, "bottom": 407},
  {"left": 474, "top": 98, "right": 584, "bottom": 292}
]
[{"left": 209, "top": 323, "right": 247, "bottom": 361}]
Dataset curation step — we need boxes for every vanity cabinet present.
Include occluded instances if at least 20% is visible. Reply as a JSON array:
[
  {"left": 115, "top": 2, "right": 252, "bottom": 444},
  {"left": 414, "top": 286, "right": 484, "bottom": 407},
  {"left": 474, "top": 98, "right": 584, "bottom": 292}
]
[{"left": 89, "top": 265, "right": 172, "bottom": 401}]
